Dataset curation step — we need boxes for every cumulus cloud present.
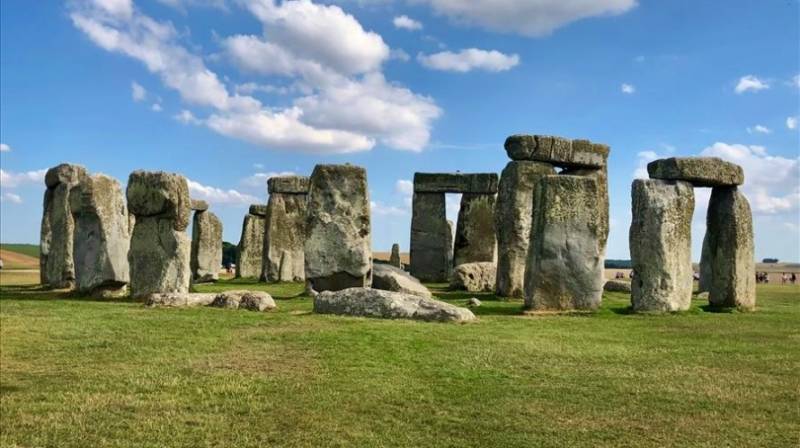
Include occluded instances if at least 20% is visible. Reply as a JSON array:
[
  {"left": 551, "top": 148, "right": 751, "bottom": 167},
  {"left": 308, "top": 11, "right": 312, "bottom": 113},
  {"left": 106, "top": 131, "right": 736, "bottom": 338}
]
[
  {"left": 393, "top": 15, "right": 422, "bottom": 31},
  {"left": 746, "top": 124, "right": 771, "bottom": 134},
  {"left": 621, "top": 83, "right": 635, "bottom": 94},
  {"left": 174, "top": 109, "right": 201, "bottom": 125},
  {"left": 787, "top": 116, "right": 798, "bottom": 130},
  {"left": 0, "top": 143, "right": 10, "bottom": 152},
  {"left": 735, "top": 75, "right": 769, "bottom": 94},
  {"left": 131, "top": 81, "right": 146, "bottom": 102},
  {"left": 240, "top": 171, "right": 297, "bottom": 188},
  {"left": 1, "top": 192, "right": 23, "bottom": 204},
  {"left": 418, "top": 48, "right": 520, "bottom": 72},
  {"left": 412, "top": 0, "right": 637, "bottom": 36},
  {"left": 0, "top": 168, "right": 47, "bottom": 188},
  {"left": 187, "top": 179, "right": 259, "bottom": 205}
]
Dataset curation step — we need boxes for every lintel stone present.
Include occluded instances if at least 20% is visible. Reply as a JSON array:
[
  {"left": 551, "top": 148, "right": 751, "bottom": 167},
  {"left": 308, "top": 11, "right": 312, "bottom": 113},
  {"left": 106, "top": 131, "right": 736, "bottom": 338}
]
[
  {"left": 647, "top": 157, "right": 744, "bottom": 187},
  {"left": 504, "top": 135, "right": 609, "bottom": 169},
  {"left": 413, "top": 173, "right": 498, "bottom": 194},
  {"left": 268, "top": 176, "right": 310, "bottom": 194}
]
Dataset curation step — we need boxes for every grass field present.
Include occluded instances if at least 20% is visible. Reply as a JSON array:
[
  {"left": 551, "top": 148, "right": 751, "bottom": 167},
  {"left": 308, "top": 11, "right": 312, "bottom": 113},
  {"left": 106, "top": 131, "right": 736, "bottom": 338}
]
[
  {"left": 1, "top": 277, "right": 798, "bottom": 447},
  {"left": 0, "top": 244, "right": 40, "bottom": 259}
]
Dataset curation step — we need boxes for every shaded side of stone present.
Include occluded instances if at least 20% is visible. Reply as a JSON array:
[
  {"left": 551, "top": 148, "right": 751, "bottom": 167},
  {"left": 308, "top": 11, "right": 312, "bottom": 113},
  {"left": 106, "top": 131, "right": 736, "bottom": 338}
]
[
  {"left": 236, "top": 213, "right": 265, "bottom": 278},
  {"left": 453, "top": 193, "right": 497, "bottom": 267},
  {"left": 698, "top": 232, "right": 712, "bottom": 292},
  {"left": 263, "top": 192, "right": 307, "bottom": 282},
  {"left": 410, "top": 193, "right": 451, "bottom": 282},
  {"left": 414, "top": 172, "right": 498, "bottom": 194},
  {"left": 191, "top": 210, "right": 223, "bottom": 283},
  {"left": 647, "top": 157, "right": 744, "bottom": 187},
  {"left": 389, "top": 243, "right": 402, "bottom": 268}
]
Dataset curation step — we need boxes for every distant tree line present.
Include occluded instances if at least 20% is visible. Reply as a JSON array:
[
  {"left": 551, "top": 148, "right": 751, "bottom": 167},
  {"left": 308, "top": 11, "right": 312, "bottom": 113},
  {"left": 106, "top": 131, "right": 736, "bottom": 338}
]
[
  {"left": 604, "top": 259, "right": 632, "bottom": 269},
  {"left": 222, "top": 242, "right": 237, "bottom": 267}
]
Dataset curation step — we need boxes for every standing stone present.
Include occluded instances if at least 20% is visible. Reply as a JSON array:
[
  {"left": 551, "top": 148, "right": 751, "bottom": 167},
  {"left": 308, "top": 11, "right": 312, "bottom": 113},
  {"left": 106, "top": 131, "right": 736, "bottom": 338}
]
[
  {"left": 127, "top": 171, "right": 191, "bottom": 299},
  {"left": 629, "top": 179, "right": 695, "bottom": 312},
  {"left": 191, "top": 209, "right": 222, "bottom": 283},
  {"left": 705, "top": 187, "right": 756, "bottom": 310},
  {"left": 561, "top": 165, "right": 609, "bottom": 252},
  {"left": 494, "top": 161, "right": 555, "bottom": 297},
  {"left": 389, "top": 243, "right": 402, "bottom": 268},
  {"left": 524, "top": 175, "right": 605, "bottom": 312},
  {"left": 698, "top": 233, "right": 712, "bottom": 292},
  {"left": 40, "top": 163, "right": 87, "bottom": 289},
  {"left": 236, "top": 209, "right": 265, "bottom": 278},
  {"left": 304, "top": 164, "right": 371, "bottom": 292},
  {"left": 410, "top": 193, "right": 451, "bottom": 282},
  {"left": 262, "top": 176, "right": 308, "bottom": 282},
  {"left": 70, "top": 173, "right": 130, "bottom": 297},
  {"left": 453, "top": 193, "right": 497, "bottom": 267}
]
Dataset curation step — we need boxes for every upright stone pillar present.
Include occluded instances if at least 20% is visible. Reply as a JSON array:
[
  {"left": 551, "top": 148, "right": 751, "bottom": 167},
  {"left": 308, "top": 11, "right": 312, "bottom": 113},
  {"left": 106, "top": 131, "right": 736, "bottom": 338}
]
[
  {"left": 629, "top": 179, "right": 695, "bottom": 312},
  {"left": 389, "top": 243, "right": 402, "bottom": 268},
  {"left": 705, "top": 187, "right": 756, "bottom": 310},
  {"left": 410, "top": 193, "right": 450, "bottom": 282},
  {"left": 453, "top": 193, "right": 497, "bottom": 267},
  {"left": 698, "top": 233, "right": 712, "bottom": 292},
  {"left": 494, "top": 161, "right": 555, "bottom": 297},
  {"left": 524, "top": 175, "right": 605, "bottom": 311},
  {"left": 126, "top": 171, "right": 192, "bottom": 299},
  {"left": 190, "top": 200, "right": 222, "bottom": 283},
  {"left": 304, "top": 164, "right": 371, "bottom": 292},
  {"left": 40, "top": 163, "right": 87, "bottom": 289},
  {"left": 236, "top": 205, "right": 266, "bottom": 278},
  {"left": 262, "top": 176, "right": 308, "bottom": 282}
]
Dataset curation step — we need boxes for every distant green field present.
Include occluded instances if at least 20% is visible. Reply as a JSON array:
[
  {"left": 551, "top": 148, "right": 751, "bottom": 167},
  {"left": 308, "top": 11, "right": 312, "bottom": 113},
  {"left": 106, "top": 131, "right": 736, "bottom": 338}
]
[{"left": 0, "top": 244, "right": 40, "bottom": 258}]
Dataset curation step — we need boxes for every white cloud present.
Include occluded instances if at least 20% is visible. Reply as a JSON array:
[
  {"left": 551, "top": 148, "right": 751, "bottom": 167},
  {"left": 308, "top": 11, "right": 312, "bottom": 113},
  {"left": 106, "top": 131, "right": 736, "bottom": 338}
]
[
  {"left": 413, "top": 0, "right": 637, "bottom": 36},
  {"left": 1, "top": 192, "right": 23, "bottom": 204},
  {"left": 418, "top": 48, "right": 520, "bottom": 73},
  {"left": 0, "top": 143, "right": 10, "bottom": 152},
  {"left": 151, "top": 103, "right": 162, "bottom": 112},
  {"left": 131, "top": 81, "right": 146, "bottom": 102},
  {"left": 393, "top": 15, "right": 422, "bottom": 31},
  {"left": 633, "top": 150, "right": 659, "bottom": 179},
  {"left": 621, "top": 83, "right": 635, "bottom": 94},
  {"left": 370, "top": 200, "right": 408, "bottom": 216},
  {"left": 241, "top": 171, "right": 297, "bottom": 188},
  {"left": 746, "top": 124, "right": 771, "bottom": 134},
  {"left": 0, "top": 169, "right": 47, "bottom": 188},
  {"left": 187, "top": 179, "right": 259, "bottom": 205},
  {"left": 390, "top": 48, "right": 410, "bottom": 62},
  {"left": 787, "top": 116, "right": 798, "bottom": 130},
  {"left": 235, "top": 82, "right": 291, "bottom": 96},
  {"left": 93, "top": 0, "right": 133, "bottom": 19},
  {"left": 174, "top": 109, "right": 201, "bottom": 125},
  {"left": 395, "top": 179, "right": 413, "bottom": 195},
  {"left": 734, "top": 75, "right": 769, "bottom": 94}
]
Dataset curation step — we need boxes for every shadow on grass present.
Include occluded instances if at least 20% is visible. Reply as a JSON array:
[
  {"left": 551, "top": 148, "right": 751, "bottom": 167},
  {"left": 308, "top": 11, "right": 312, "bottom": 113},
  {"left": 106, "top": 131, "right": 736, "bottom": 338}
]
[{"left": 0, "top": 285, "right": 140, "bottom": 304}]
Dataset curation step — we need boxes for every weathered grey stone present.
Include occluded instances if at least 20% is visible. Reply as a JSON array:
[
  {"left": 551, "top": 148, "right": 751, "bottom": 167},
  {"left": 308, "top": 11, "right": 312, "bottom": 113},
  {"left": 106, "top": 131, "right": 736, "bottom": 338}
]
[
  {"left": 304, "top": 164, "right": 371, "bottom": 291},
  {"left": 494, "top": 161, "right": 555, "bottom": 297},
  {"left": 249, "top": 204, "right": 268, "bottom": 217},
  {"left": 451, "top": 262, "right": 496, "bottom": 292},
  {"left": 262, "top": 192, "right": 306, "bottom": 282},
  {"left": 236, "top": 213, "right": 265, "bottom": 278},
  {"left": 145, "top": 292, "right": 218, "bottom": 307},
  {"left": 372, "top": 263, "right": 432, "bottom": 298},
  {"left": 410, "top": 193, "right": 452, "bottom": 282},
  {"left": 561, "top": 166, "right": 610, "bottom": 252},
  {"left": 128, "top": 216, "right": 191, "bottom": 298},
  {"left": 603, "top": 280, "right": 632, "bottom": 293},
  {"left": 414, "top": 173, "right": 498, "bottom": 194},
  {"left": 389, "top": 243, "right": 402, "bottom": 268},
  {"left": 40, "top": 163, "right": 88, "bottom": 289},
  {"left": 504, "top": 135, "right": 609, "bottom": 169},
  {"left": 705, "top": 187, "right": 756, "bottom": 310},
  {"left": 466, "top": 297, "right": 482, "bottom": 307},
  {"left": 268, "top": 176, "right": 309, "bottom": 194},
  {"left": 70, "top": 173, "right": 130, "bottom": 296},
  {"left": 126, "top": 171, "right": 191, "bottom": 231},
  {"left": 210, "top": 290, "right": 276, "bottom": 311},
  {"left": 647, "top": 157, "right": 744, "bottom": 187},
  {"left": 453, "top": 194, "right": 497, "bottom": 267},
  {"left": 314, "top": 287, "right": 476, "bottom": 322},
  {"left": 698, "top": 232, "right": 712, "bottom": 292},
  {"left": 190, "top": 199, "right": 209, "bottom": 211},
  {"left": 629, "top": 179, "right": 694, "bottom": 312},
  {"left": 191, "top": 210, "right": 222, "bottom": 283},
  {"left": 524, "top": 175, "right": 605, "bottom": 312}
]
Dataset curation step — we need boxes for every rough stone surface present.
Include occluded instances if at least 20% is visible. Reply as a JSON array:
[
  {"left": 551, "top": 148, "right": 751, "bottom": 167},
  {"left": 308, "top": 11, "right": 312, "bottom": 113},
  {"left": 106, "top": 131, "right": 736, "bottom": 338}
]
[
  {"left": 504, "top": 135, "right": 609, "bottom": 169},
  {"left": 249, "top": 204, "right": 268, "bottom": 217},
  {"left": 190, "top": 199, "right": 209, "bottom": 211},
  {"left": 561, "top": 166, "right": 610, "bottom": 252},
  {"left": 126, "top": 171, "right": 191, "bottom": 231},
  {"left": 40, "top": 163, "right": 88, "bottom": 289},
  {"left": 128, "top": 217, "right": 192, "bottom": 298},
  {"left": 236, "top": 213, "right": 265, "bottom": 278},
  {"left": 191, "top": 210, "right": 222, "bottom": 283},
  {"left": 262, "top": 192, "right": 306, "bottom": 282},
  {"left": 414, "top": 173, "right": 498, "bottom": 194},
  {"left": 698, "top": 233, "right": 712, "bottom": 292},
  {"left": 314, "top": 287, "right": 476, "bottom": 322},
  {"left": 145, "top": 292, "right": 217, "bottom": 307},
  {"left": 466, "top": 297, "right": 482, "bottom": 307},
  {"left": 372, "top": 263, "right": 432, "bottom": 298},
  {"left": 304, "top": 164, "right": 371, "bottom": 291},
  {"left": 210, "top": 290, "right": 277, "bottom": 311},
  {"left": 603, "top": 280, "right": 632, "bottom": 293},
  {"left": 410, "top": 193, "right": 452, "bottom": 282},
  {"left": 629, "top": 179, "right": 694, "bottom": 312},
  {"left": 268, "top": 176, "right": 309, "bottom": 194},
  {"left": 524, "top": 175, "right": 605, "bottom": 312},
  {"left": 70, "top": 173, "right": 130, "bottom": 296},
  {"left": 647, "top": 157, "right": 744, "bottom": 187},
  {"left": 705, "top": 187, "right": 756, "bottom": 310},
  {"left": 451, "top": 262, "right": 496, "bottom": 292},
  {"left": 494, "top": 161, "right": 555, "bottom": 297},
  {"left": 453, "top": 193, "right": 497, "bottom": 267},
  {"left": 389, "top": 243, "right": 402, "bottom": 268}
]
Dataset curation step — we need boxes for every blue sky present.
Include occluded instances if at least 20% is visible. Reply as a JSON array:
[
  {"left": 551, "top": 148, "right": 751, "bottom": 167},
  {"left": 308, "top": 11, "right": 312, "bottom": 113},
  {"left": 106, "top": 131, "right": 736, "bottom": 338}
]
[{"left": 1, "top": 0, "right": 798, "bottom": 261}]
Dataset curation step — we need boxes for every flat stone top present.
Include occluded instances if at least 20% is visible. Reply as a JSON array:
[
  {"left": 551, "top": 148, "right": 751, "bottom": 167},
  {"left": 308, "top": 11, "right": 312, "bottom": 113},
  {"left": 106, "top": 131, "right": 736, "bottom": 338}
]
[
  {"left": 268, "top": 175, "right": 309, "bottom": 194},
  {"left": 504, "top": 135, "right": 609, "bottom": 169},
  {"left": 647, "top": 157, "right": 744, "bottom": 187},
  {"left": 249, "top": 204, "right": 268, "bottom": 216},
  {"left": 414, "top": 173, "right": 498, "bottom": 194},
  {"left": 191, "top": 199, "right": 209, "bottom": 211}
]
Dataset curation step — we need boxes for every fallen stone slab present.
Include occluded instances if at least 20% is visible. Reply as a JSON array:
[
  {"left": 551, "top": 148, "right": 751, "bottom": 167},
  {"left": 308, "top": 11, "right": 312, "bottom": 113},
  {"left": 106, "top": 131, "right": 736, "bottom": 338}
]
[
  {"left": 647, "top": 157, "right": 744, "bottom": 187},
  {"left": 313, "top": 287, "right": 476, "bottom": 323},
  {"left": 268, "top": 176, "right": 310, "bottom": 194},
  {"left": 414, "top": 173, "right": 498, "bottom": 194},
  {"left": 504, "top": 135, "right": 609, "bottom": 169},
  {"left": 451, "top": 262, "right": 496, "bottom": 292},
  {"left": 372, "top": 263, "right": 431, "bottom": 298},
  {"left": 210, "top": 290, "right": 277, "bottom": 311},
  {"left": 145, "top": 292, "right": 218, "bottom": 307},
  {"left": 603, "top": 280, "right": 632, "bottom": 293}
]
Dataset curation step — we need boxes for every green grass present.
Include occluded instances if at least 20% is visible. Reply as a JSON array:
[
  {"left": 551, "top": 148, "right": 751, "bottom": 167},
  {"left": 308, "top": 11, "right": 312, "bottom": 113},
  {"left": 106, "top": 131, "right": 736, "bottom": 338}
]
[
  {"left": 1, "top": 279, "right": 798, "bottom": 447},
  {"left": 0, "top": 243, "right": 40, "bottom": 258}
]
